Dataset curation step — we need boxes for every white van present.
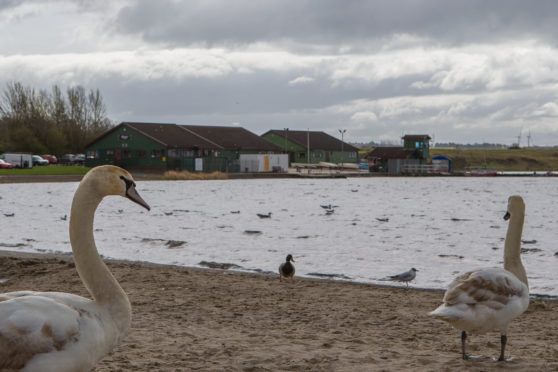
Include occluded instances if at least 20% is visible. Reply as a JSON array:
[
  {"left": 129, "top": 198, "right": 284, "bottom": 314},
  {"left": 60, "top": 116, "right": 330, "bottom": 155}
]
[{"left": 3, "top": 153, "right": 33, "bottom": 168}]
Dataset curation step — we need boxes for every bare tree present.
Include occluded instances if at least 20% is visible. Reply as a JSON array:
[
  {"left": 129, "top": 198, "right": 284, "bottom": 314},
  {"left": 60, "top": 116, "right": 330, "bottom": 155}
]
[{"left": 0, "top": 82, "right": 113, "bottom": 155}]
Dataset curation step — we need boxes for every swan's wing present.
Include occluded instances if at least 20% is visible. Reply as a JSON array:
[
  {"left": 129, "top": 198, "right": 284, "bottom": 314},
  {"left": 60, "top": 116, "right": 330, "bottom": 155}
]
[
  {"left": 442, "top": 268, "right": 528, "bottom": 310},
  {"left": 0, "top": 291, "right": 89, "bottom": 369}
]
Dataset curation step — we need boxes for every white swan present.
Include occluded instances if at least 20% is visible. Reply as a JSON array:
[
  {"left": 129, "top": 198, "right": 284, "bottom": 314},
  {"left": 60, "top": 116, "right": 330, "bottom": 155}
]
[
  {"left": 0, "top": 165, "right": 150, "bottom": 371},
  {"left": 429, "top": 195, "right": 529, "bottom": 361}
]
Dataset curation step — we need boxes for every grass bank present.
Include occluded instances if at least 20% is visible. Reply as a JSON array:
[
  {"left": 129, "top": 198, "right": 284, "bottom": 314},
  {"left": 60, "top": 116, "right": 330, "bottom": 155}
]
[
  {"left": 430, "top": 148, "right": 558, "bottom": 172},
  {"left": 0, "top": 165, "right": 90, "bottom": 175},
  {"left": 163, "top": 170, "right": 228, "bottom": 180}
]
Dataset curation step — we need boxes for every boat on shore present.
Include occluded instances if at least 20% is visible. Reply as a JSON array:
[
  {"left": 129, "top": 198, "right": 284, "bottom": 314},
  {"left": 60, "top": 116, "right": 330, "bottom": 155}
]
[{"left": 464, "top": 168, "right": 498, "bottom": 176}]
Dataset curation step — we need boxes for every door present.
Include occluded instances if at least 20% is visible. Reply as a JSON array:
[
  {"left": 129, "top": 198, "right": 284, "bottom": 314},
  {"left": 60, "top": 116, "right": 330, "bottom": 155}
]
[{"left": 115, "top": 150, "right": 121, "bottom": 166}]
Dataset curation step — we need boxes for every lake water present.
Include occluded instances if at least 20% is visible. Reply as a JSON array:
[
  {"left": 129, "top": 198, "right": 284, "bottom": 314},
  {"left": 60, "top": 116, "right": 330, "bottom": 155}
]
[{"left": 1, "top": 177, "right": 557, "bottom": 296}]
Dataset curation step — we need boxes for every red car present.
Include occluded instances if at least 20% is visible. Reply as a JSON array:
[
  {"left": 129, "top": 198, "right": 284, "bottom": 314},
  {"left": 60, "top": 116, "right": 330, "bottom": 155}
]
[
  {"left": 0, "top": 159, "right": 15, "bottom": 169},
  {"left": 41, "top": 154, "right": 58, "bottom": 164}
]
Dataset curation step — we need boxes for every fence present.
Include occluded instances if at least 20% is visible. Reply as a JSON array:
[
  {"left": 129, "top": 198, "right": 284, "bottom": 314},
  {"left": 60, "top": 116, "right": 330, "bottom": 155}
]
[{"left": 388, "top": 159, "right": 450, "bottom": 175}]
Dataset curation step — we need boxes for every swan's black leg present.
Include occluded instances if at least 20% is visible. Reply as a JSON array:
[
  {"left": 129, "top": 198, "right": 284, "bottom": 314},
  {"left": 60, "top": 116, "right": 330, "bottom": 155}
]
[
  {"left": 498, "top": 334, "right": 507, "bottom": 361},
  {"left": 461, "top": 331, "right": 469, "bottom": 359}
]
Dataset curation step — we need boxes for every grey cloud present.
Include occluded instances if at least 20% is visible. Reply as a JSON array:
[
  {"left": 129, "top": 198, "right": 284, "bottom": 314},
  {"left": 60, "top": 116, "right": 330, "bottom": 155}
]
[
  {"left": 112, "top": 0, "right": 558, "bottom": 48},
  {"left": 0, "top": 0, "right": 25, "bottom": 10}
]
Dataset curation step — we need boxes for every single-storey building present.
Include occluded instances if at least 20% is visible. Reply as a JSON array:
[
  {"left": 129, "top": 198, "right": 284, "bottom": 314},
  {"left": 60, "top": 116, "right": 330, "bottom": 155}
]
[
  {"left": 261, "top": 129, "right": 359, "bottom": 165},
  {"left": 85, "top": 122, "right": 282, "bottom": 172}
]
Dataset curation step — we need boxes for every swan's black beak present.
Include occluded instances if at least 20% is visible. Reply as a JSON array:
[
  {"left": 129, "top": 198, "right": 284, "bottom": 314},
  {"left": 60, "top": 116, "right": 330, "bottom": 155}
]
[
  {"left": 504, "top": 211, "right": 511, "bottom": 221},
  {"left": 121, "top": 176, "right": 150, "bottom": 211},
  {"left": 127, "top": 185, "right": 150, "bottom": 211}
]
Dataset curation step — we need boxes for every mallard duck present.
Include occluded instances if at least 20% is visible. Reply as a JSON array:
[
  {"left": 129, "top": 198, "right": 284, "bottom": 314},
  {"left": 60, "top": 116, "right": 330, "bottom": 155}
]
[{"left": 279, "top": 254, "right": 295, "bottom": 282}]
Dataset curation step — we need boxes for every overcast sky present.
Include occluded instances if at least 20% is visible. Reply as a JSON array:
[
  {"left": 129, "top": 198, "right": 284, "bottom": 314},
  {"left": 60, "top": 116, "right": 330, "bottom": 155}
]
[{"left": 2, "top": 0, "right": 558, "bottom": 145}]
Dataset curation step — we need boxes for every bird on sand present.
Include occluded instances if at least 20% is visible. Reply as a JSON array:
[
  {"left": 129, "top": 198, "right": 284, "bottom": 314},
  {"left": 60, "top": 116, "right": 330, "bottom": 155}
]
[
  {"left": 0, "top": 165, "right": 150, "bottom": 371},
  {"left": 384, "top": 268, "right": 417, "bottom": 286},
  {"left": 429, "top": 195, "right": 529, "bottom": 361},
  {"left": 279, "top": 254, "right": 295, "bottom": 282}
]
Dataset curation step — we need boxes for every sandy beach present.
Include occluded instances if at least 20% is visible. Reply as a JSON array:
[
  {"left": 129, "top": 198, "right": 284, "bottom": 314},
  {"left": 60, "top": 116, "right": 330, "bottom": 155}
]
[{"left": 1, "top": 251, "right": 557, "bottom": 371}]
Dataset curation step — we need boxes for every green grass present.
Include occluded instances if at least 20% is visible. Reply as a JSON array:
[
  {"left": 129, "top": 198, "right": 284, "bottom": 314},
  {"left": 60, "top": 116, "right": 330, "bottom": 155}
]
[
  {"left": 0, "top": 166, "right": 91, "bottom": 175},
  {"left": 163, "top": 170, "right": 228, "bottom": 180},
  {"left": 430, "top": 148, "right": 558, "bottom": 172}
]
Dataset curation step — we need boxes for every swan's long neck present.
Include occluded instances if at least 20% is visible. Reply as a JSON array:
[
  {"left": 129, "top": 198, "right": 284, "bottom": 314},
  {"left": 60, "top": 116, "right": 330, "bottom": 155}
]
[
  {"left": 69, "top": 181, "right": 131, "bottom": 332},
  {"left": 504, "top": 209, "right": 528, "bottom": 288}
]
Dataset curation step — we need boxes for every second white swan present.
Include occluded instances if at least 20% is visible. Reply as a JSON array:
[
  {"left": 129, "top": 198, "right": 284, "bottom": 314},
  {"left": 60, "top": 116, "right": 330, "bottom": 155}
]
[{"left": 429, "top": 195, "right": 529, "bottom": 361}]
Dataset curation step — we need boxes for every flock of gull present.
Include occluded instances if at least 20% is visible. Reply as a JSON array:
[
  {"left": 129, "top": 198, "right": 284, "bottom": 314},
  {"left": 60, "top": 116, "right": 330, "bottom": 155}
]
[{"left": 0, "top": 165, "right": 531, "bottom": 370}]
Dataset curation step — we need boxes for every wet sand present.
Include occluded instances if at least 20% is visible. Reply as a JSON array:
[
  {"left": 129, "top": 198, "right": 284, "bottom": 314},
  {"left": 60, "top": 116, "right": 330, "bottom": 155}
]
[{"left": 1, "top": 251, "right": 557, "bottom": 371}]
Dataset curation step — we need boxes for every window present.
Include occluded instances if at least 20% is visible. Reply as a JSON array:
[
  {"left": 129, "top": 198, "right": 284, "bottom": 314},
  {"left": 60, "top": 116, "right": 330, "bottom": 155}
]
[
  {"left": 106, "top": 150, "right": 114, "bottom": 156},
  {"left": 168, "top": 149, "right": 181, "bottom": 158},
  {"left": 151, "top": 149, "right": 165, "bottom": 158},
  {"left": 123, "top": 150, "right": 132, "bottom": 159},
  {"left": 137, "top": 150, "right": 147, "bottom": 158},
  {"left": 349, "top": 152, "right": 357, "bottom": 158},
  {"left": 299, "top": 152, "right": 305, "bottom": 158},
  {"left": 312, "top": 151, "right": 322, "bottom": 158},
  {"left": 86, "top": 151, "right": 99, "bottom": 159}
]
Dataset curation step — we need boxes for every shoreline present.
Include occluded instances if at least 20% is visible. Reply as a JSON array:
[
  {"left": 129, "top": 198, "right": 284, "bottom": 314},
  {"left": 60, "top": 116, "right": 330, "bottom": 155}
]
[
  {"left": 2, "top": 249, "right": 557, "bottom": 300},
  {"left": 0, "top": 171, "right": 555, "bottom": 184},
  {"left": 2, "top": 250, "right": 558, "bottom": 370}
]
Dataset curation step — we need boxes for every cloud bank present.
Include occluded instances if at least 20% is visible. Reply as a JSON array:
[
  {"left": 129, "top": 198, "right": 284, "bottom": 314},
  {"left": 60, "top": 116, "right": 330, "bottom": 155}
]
[{"left": 1, "top": 0, "right": 558, "bottom": 145}]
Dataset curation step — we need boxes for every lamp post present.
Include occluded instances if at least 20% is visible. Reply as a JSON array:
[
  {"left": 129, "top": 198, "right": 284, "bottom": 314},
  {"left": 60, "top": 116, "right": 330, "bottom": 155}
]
[
  {"left": 338, "top": 129, "right": 346, "bottom": 171},
  {"left": 284, "top": 128, "right": 289, "bottom": 168}
]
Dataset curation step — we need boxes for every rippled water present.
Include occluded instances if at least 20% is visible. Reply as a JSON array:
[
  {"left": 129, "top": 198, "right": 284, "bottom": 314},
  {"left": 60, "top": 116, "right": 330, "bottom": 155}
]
[{"left": 1, "top": 177, "right": 557, "bottom": 295}]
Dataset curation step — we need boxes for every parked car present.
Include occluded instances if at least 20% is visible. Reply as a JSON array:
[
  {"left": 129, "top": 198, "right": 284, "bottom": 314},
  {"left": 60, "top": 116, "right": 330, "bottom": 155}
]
[
  {"left": 59, "top": 154, "right": 76, "bottom": 165},
  {"left": 0, "top": 159, "right": 15, "bottom": 169},
  {"left": 32, "top": 155, "right": 49, "bottom": 166},
  {"left": 41, "top": 154, "right": 58, "bottom": 164},
  {"left": 74, "top": 154, "right": 85, "bottom": 165}
]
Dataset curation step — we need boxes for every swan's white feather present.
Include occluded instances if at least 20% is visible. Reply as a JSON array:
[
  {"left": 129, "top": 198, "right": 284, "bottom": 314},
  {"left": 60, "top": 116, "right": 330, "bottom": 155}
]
[
  {"left": 430, "top": 268, "right": 529, "bottom": 334},
  {"left": 0, "top": 290, "right": 120, "bottom": 371}
]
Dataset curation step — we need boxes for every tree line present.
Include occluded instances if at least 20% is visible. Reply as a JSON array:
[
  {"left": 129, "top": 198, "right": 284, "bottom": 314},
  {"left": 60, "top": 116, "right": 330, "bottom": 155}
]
[{"left": 0, "top": 82, "right": 113, "bottom": 156}]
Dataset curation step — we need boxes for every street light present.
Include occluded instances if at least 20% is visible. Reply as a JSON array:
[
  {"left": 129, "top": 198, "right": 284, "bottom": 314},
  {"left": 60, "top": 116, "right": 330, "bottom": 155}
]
[
  {"left": 284, "top": 128, "right": 289, "bottom": 169},
  {"left": 338, "top": 129, "right": 346, "bottom": 171}
]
